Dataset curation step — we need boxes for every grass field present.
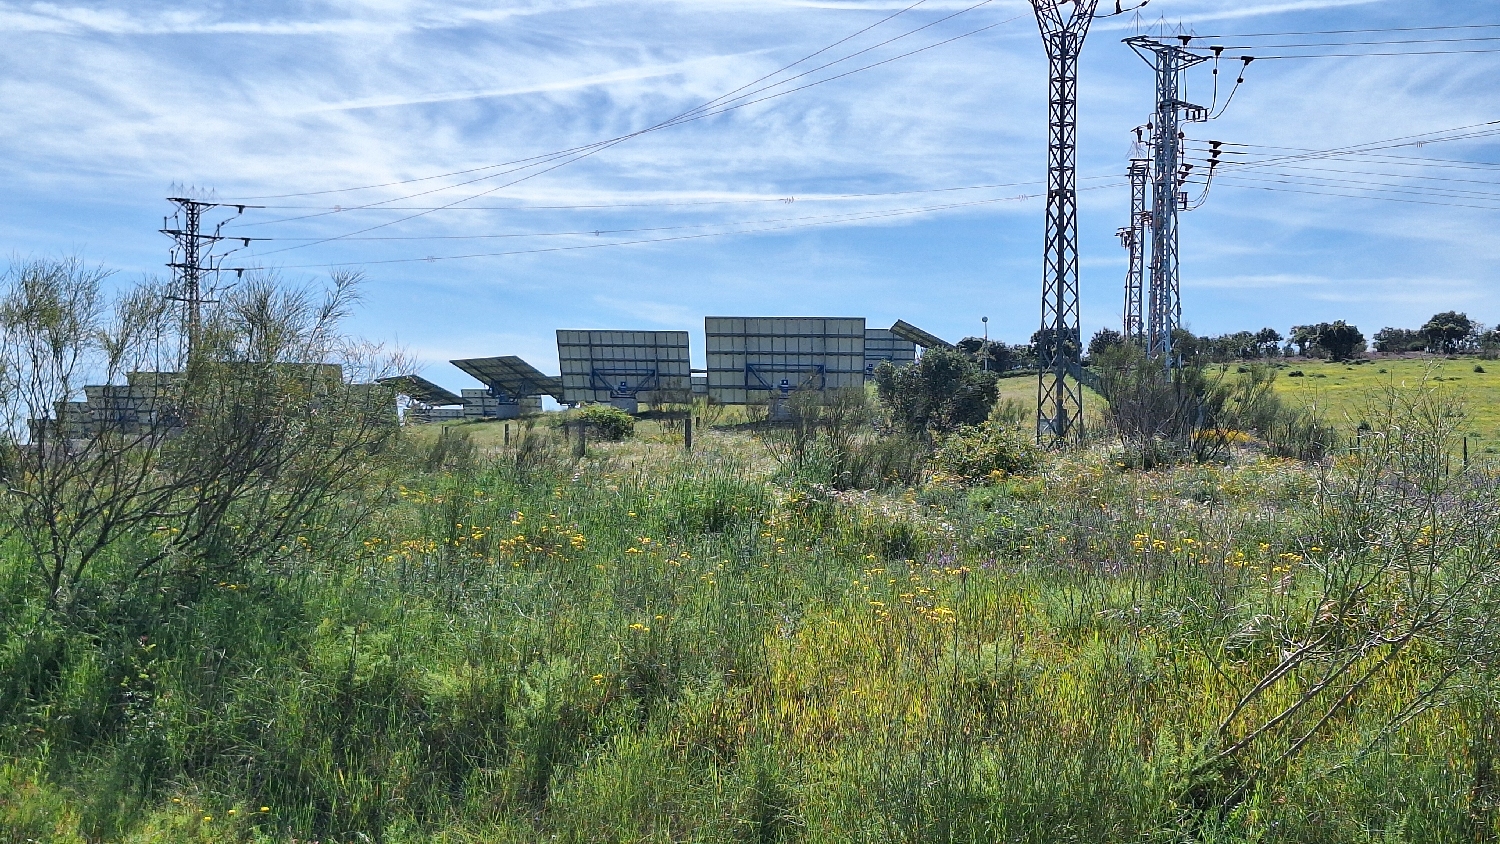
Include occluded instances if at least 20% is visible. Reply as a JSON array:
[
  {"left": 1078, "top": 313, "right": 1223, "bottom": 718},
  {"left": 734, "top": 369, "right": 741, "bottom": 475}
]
[
  {"left": 4, "top": 366, "right": 1500, "bottom": 843},
  {"left": 1269, "top": 357, "right": 1500, "bottom": 449}
]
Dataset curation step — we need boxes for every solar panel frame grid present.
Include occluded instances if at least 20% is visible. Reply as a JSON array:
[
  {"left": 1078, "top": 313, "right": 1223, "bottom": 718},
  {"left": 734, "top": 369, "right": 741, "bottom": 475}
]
[
  {"left": 555, "top": 330, "right": 693, "bottom": 404},
  {"left": 450, "top": 356, "right": 564, "bottom": 401},
  {"left": 704, "top": 316, "right": 866, "bottom": 405},
  {"left": 863, "top": 329, "right": 917, "bottom": 376}
]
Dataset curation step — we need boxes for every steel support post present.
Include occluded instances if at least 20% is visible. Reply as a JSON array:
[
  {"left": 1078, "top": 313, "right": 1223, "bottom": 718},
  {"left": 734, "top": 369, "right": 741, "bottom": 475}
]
[{"left": 1031, "top": 0, "right": 1100, "bottom": 442}]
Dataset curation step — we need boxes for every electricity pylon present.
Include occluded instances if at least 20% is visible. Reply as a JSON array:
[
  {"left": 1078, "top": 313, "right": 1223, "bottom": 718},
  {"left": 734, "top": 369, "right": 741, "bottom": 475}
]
[
  {"left": 1119, "top": 157, "right": 1150, "bottom": 340},
  {"left": 1124, "top": 37, "right": 1209, "bottom": 363},
  {"left": 1032, "top": 0, "right": 1102, "bottom": 442},
  {"left": 161, "top": 195, "right": 258, "bottom": 359}
]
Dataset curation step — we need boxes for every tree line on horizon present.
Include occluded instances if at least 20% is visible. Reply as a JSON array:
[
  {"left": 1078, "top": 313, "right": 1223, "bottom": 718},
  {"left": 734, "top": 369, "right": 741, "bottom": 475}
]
[{"left": 953, "top": 310, "right": 1500, "bottom": 370}]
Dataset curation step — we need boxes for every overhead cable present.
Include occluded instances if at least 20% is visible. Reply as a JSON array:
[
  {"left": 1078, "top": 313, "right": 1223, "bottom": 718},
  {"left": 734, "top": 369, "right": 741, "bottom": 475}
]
[
  {"left": 241, "top": 176, "right": 1126, "bottom": 215},
  {"left": 241, "top": 5, "right": 1018, "bottom": 244},
  {"left": 231, "top": 0, "right": 940, "bottom": 202},
  {"left": 253, "top": 183, "right": 1126, "bottom": 270},
  {"left": 1194, "top": 22, "right": 1500, "bottom": 39}
]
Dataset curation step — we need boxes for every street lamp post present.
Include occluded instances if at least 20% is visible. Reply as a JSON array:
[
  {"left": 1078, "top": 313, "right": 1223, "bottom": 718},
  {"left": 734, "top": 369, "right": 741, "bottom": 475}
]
[{"left": 982, "top": 316, "right": 989, "bottom": 372}]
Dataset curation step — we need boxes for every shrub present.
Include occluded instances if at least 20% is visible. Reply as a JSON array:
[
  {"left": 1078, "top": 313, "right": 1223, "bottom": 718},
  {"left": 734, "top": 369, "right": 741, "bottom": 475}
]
[
  {"left": 932, "top": 420, "right": 1040, "bottom": 483},
  {"left": 759, "top": 387, "right": 925, "bottom": 490},
  {"left": 579, "top": 404, "right": 634, "bottom": 440},
  {"left": 0, "top": 262, "right": 401, "bottom": 609},
  {"left": 1476, "top": 365, "right": 1486, "bottom": 374},
  {"left": 873, "top": 348, "right": 998, "bottom": 436}
]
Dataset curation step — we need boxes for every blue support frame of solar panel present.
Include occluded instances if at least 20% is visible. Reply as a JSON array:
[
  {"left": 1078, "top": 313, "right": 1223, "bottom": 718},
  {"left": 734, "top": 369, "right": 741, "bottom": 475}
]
[
  {"left": 705, "top": 317, "right": 866, "bottom": 405},
  {"left": 863, "top": 329, "right": 917, "bottom": 376},
  {"left": 556, "top": 330, "right": 692, "bottom": 404}
]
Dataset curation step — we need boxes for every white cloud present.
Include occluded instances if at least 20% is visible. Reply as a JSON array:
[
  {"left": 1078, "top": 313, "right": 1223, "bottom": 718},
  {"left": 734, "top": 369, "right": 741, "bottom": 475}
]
[
  {"left": 0, "top": 0, "right": 1496, "bottom": 353},
  {"left": 0, "top": 1, "right": 618, "bottom": 35}
]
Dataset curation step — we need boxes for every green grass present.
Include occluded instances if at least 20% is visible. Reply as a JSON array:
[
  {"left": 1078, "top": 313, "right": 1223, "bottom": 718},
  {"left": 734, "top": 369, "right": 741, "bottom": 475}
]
[
  {"left": 2, "top": 383, "right": 1498, "bottom": 842},
  {"left": 1266, "top": 357, "right": 1500, "bottom": 448},
  {"left": 994, "top": 373, "right": 1109, "bottom": 430}
]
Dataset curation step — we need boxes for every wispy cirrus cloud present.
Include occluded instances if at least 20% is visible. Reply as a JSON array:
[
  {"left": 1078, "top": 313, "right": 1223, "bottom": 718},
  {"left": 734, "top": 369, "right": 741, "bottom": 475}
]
[
  {"left": 305, "top": 53, "right": 769, "bottom": 114},
  {"left": 0, "top": 0, "right": 1496, "bottom": 374},
  {"left": 0, "top": 1, "right": 618, "bottom": 35}
]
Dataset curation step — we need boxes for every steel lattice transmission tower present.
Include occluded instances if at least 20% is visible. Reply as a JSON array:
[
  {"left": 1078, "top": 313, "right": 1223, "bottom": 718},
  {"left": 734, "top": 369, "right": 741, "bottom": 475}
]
[
  {"left": 1118, "top": 157, "right": 1150, "bottom": 340},
  {"left": 161, "top": 196, "right": 257, "bottom": 359},
  {"left": 1032, "top": 0, "right": 1102, "bottom": 442},
  {"left": 1124, "top": 37, "right": 1209, "bottom": 363}
]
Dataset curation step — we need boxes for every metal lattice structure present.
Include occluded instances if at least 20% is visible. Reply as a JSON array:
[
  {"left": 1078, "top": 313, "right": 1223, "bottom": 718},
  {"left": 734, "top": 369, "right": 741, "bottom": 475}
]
[
  {"left": 1119, "top": 158, "right": 1150, "bottom": 340},
  {"left": 1125, "top": 38, "right": 1210, "bottom": 363},
  {"left": 1031, "top": 0, "right": 1101, "bottom": 442},
  {"left": 160, "top": 196, "right": 260, "bottom": 359}
]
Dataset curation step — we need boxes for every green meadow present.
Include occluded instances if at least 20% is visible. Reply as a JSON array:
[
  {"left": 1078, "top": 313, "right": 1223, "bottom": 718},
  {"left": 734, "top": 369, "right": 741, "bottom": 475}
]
[
  {"left": 1271, "top": 357, "right": 1500, "bottom": 448},
  {"left": 5, "top": 369, "right": 1500, "bottom": 843}
]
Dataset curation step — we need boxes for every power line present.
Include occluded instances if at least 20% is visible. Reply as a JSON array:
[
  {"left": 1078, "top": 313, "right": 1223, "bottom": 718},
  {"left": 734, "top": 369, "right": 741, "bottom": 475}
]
[
  {"left": 231, "top": 0, "right": 941, "bottom": 202},
  {"left": 255, "top": 182, "right": 1124, "bottom": 270},
  {"left": 1247, "top": 47, "right": 1500, "bottom": 59},
  {"left": 231, "top": 0, "right": 1011, "bottom": 214},
  {"left": 1194, "top": 23, "right": 1500, "bottom": 39},
  {"left": 244, "top": 195, "right": 1059, "bottom": 243},
  {"left": 1217, "top": 162, "right": 1500, "bottom": 190},
  {"left": 1183, "top": 146, "right": 1500, "bottom": 186},
  {"left": 1185, "top": 142, "right": 1500, "bottom": 171},
  {"left": 238, "top": 7, "right": 1018, "bottom": 242},
  {"left": 239, "top": 176, "right": 1125, "bottom": 216},
  {"left": 1195, "top": 174, "right": 1500, "bottom": 212},
  {"left": 1189, "top": 166, "right": 1500, "bottom": 202},
  {"left": 1210, "top": 35, "right": 1500, "bottom": 49},
  {"left": 1192, "top": 121, "right": 1500, "bottom": 174}
]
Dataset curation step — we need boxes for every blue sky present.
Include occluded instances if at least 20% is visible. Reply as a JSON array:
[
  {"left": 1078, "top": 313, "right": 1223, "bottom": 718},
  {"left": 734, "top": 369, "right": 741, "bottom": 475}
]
[{"left": 1, "top": 0, "right": 1497, "bottom": 391}]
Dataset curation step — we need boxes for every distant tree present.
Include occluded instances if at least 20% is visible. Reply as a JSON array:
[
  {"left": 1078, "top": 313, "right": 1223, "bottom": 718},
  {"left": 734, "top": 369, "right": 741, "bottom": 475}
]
[
  {"left": 957, "top": 336, "right": 1013, "bottom": 372},
  {"left": 1315, "top": 321, "right": 1366, "bottom": 361},
  {"left": 1421, "top": 311, "right": 1476, "bottom": 354},
  {"left": 1482, "top": 328, "right": 1500, "bottom": 355},
  {"left": 1202, "top": 330, "right": 1259, "bottom": 362},
  {"left": 1087, "top": 328, "right": 1125, "bottom": 361},
  {"left": 1255, "top": 328, "right": 1283, "bottom": 356},
  {"left": 1030, "top": 327, "right": 1082, "bottom": 366},
  {"left": 1171, "top": 327, "right": 1203, "bottom": 362},
  {"left": 1373, "top": 327, "right": 1426, "bottom": 354},
  {"left": 1008, "top": 340, "right": 1039, "bottom": 371},
  {"left": 873, "top": 347, "right": 998, "bottom": 435},
  {"left": 1289, "top": 325, "right": 1318, "bottom": 357}
]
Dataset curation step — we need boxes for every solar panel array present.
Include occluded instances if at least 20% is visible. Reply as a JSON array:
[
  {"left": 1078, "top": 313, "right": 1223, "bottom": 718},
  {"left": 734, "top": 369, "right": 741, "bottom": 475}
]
[
  {"left": 379, "top": 374, "right": 463, "bottom": 406},
  {"left": 863, "top": 328, "right": 918, "bottom": 373},
  {"left": 450, "top": 356, "right": 565, "bottom": 402},
  {"left": 438, "top": 316, "right": 939, "bottom": 414},
  {"left": 704, "top": 317, "right": 866, "bottom": 405},
  {"left": 556, "top": 330, "right": 692, "bottom": 404},
  {"left": 890, "top": 319, "right": 954, "bottom": 350}
]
